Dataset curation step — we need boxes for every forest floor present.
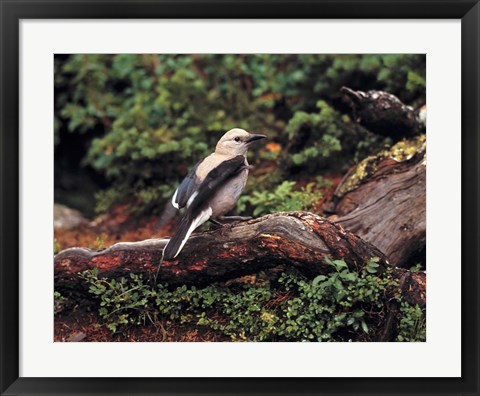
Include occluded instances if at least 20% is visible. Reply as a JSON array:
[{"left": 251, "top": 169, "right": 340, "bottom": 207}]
[
  {"left": 54, "top": 306, "right": 229, "bottom": 342},
  {"left": 54, "top": 173, "right": 341, "bottom": 342}
]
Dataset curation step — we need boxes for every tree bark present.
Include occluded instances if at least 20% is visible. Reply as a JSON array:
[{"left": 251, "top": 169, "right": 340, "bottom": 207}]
[
  {"left": 325, "top": 136, "right": 426, "bottom": 268},
  {"left": 54, "top": 211, "right": 425, "bottom": 307}
]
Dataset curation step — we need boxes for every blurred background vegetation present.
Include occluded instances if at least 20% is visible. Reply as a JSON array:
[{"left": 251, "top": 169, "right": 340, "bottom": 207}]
[{"left": 54, "top": 54, "right": 426, "bottom": 220}]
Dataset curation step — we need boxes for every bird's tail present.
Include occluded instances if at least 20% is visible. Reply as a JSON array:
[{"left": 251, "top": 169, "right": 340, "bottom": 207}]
[{"left": 163, "top": 207, "right": 212, "bottom": 260}]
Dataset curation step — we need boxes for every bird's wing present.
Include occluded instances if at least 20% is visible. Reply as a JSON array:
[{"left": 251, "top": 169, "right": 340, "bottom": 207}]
[
  {"left": 171, "top": 159, "right": 203, "bottom": 209},
  {"left": 163, "top": 155, "right": 246, "bottom": 260}
]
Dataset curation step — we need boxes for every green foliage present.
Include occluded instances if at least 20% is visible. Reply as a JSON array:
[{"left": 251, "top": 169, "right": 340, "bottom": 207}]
[
  {"left": 396, "top": 302, "right": 426, "bottom": 342},
  {"left": 79, "top": 268, "right": 156, "bottom": 332},
  {"left": 54, "top": 238, "right": 62, "bottom": 255},
  {"left": 375, "top": 55, "right": 426, "bottom": 101},
  {"left": 406, "top": 71, "right": 426, "bottom": 93},
  {"left": 284, "top": 101, "right": 344, "bottom": 169},
  {"left": 237, "top": 180, "right": 323, "bottom": 217},
  {"left": 54, "top": 291, "right": 69, "bottom": 315},
  {"left": 364, "top": 256, "right": 381, "bottom": 274},
  {"left": 80, "top": 258, "right": 425, "bottom": 342},
  {"left": 409, "top": 263, "right": 424, "bottom": 273},
  {"left": 55, "top": 54, "right": 426, "bottom": 215},
  {"left": 88, "top": 234, "right": 107, "bottom": 250}
]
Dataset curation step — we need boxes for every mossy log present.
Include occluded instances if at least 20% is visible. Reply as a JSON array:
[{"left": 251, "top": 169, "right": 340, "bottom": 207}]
[
  {"left": 325, "top": 136, "right": 426, "bottom": 268},
  {"left": 54, "top": 211, "right": 425, "bottom": 308}
]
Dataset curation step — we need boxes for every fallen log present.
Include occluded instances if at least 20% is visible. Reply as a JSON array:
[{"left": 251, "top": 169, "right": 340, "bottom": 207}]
[
  {"left": 55, "top": 212, "right": 386, "bottom": 285},
  {"left": 325, "top": 135, "right": 426, "bottom": 268},
  {"left": 54, "top": 211, "right": 425, "bottom": 308}
]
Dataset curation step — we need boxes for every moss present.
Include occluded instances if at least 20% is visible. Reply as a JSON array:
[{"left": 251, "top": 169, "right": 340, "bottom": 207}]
[
  {"left": 388, "top": 134, "right": 426, "bottom": 162},
  {"left": 337, "top": 134, "right": 426, "bottom": 197},
  {"left": 337, "top": 155, "right": 379, "bottom": 197}
]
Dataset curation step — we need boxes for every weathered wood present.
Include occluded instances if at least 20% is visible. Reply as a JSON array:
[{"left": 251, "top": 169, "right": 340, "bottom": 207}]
[
  {"left": 340, "top": 86, "right": 426, "bottom": 139},
  {"left": 325, "top": 135, "right": 426, "bottom": 268},
  {"left": 54, "top": 211, "right": 425, "bottom": 308}
]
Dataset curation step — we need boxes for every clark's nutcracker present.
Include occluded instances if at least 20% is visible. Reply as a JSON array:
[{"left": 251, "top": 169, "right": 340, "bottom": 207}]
[{"left": 163, "top": 128, "right": 266, "bottom": 260}]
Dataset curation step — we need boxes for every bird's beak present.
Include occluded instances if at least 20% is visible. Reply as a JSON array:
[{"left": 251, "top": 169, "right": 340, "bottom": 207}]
[{"left": 245, "top": 134, "right": 267, "bottom": 143}]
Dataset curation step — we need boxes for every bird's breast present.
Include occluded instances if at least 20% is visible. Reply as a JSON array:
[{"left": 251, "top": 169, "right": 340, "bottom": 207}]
[{"left": 209, "top": 168, "right": 248, "bottom": 218}]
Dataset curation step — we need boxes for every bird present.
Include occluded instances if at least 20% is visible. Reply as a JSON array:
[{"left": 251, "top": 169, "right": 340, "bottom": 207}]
[{"left": 162, "top": 128, "right": 266, "bottom": 260}]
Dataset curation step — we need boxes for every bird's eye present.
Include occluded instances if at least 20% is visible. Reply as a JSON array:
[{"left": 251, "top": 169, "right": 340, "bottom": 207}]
[{"left": 234, "top": 137, "right": 240, "bottom": 142}]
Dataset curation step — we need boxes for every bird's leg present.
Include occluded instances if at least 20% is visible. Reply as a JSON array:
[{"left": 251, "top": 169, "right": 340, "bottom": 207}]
[
  {"left": 209, "top": 218, "right": 224, "bottom": 226},
  {"left": 217, "top": 215, "right": 252, "bottom": 222},
  {"left": 153, "top": 251, "right": 165, "bottom": 287}
]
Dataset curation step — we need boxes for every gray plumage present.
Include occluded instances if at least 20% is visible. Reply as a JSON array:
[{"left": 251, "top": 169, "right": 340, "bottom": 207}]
[{"left": 163, "top": 128, "right": 266, "bottom": 260}]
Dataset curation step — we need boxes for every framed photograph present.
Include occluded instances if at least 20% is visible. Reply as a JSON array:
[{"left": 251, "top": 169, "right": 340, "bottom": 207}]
[{"left": 1, "top": 1, "right": 479, "bottom": 395}]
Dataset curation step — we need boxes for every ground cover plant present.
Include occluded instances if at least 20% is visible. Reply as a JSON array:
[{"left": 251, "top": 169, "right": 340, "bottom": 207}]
[{"left": 76, "top": 258, "right": 425, "bottom": 342}]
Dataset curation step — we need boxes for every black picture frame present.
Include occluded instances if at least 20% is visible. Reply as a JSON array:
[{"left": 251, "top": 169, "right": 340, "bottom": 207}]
[{"left": 1, "top": 1, "right": 479, "bottom": 395}]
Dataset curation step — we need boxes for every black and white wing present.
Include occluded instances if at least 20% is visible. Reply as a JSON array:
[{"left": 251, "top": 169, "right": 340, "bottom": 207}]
[
  {"left": 171, "top": 160, "right": 202, "bottom": 210},
  {"left": 155, "top": 160, "right": 202, "bottom": 234},
  {"left": 163, "top": 155, "right": 246, "bottom": 260}
]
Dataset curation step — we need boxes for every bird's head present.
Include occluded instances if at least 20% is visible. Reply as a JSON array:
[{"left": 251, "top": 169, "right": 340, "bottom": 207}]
[{"left": 215, "top": 128, "right": 266, "bottom": 156}]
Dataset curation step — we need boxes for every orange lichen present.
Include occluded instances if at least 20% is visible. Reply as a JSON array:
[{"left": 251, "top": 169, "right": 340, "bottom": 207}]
[{"left": 91, "top": 255, "right": 121, "bottom": 270}]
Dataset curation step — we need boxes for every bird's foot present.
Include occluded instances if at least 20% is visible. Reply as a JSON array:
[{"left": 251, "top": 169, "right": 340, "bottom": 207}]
[
  {"left": 209, "top": 216, "right": 251, "bottom": 231},
  {"left": 209, "top": 218, "right": 224, "bottom": 227}
]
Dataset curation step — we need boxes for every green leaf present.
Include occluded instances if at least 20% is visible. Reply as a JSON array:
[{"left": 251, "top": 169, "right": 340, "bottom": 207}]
[
  {"left": 340, "top": 272, "right": 357, "bottom": 282},
  {"left": 334, "top": 278, "right": 343, "bottom": 290},
  {"left": 312, "top": 275, "right": 327, "bottom": 286},
  {"left": 361, "top": 320, "right": 369, "bottom": 334},
  {"left": 333, "top": 260, "right": 348, "bottom": 269}
]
